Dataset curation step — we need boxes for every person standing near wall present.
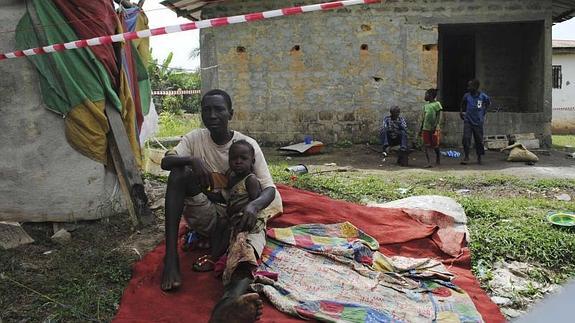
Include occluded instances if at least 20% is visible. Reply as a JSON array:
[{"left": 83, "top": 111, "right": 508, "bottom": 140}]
[
  {"left": 459, "top": 79, "right": 490, "bottom": 165},
  {"left": 419, "top": 88, "right": 443, "bottom": 168}
]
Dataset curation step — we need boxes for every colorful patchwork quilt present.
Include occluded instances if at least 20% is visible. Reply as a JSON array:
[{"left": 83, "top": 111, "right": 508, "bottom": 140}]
[{"left": 255, "top": 222, "right": 483, "bottom": 322}]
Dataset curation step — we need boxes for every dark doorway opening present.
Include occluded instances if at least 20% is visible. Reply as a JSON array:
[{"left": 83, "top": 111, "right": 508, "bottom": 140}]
[
  {"left": 439, "top": 21, "right": 544, "bottom": 113},
  {"left": 439, "top": 26, "right": 475, "bottom": 111}
]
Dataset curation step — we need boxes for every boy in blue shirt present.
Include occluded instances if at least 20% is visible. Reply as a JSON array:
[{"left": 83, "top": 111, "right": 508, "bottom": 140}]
[{"left": 459, "top": 79, "right": 490, "bottom": 165}]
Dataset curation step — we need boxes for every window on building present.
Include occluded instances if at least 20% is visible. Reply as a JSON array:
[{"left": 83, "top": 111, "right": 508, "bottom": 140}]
[{"left": 553, "top": 65, "right": 562, "bottom": 89}]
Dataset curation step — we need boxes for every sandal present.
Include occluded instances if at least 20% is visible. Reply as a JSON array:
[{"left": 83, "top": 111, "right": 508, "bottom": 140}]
[
  {"left": 192, "top": 255, "right": 215, "bottom": 272},
  {"left": 181, "top": 230, "right": 211, "bottom": 252}
]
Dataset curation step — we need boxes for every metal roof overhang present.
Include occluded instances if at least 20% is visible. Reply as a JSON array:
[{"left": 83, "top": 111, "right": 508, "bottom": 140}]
[{"left": 161, "top": 0, "right": 575, "bottom": 23}]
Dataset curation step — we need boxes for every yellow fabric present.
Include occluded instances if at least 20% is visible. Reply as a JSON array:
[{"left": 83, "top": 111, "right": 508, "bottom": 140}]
[
  {"left": 133, "top": 12, "right": 151, "bottom": 64},
  {"left": 118, "top": 71, "right": 143, "bottom": 168},
  {"left": 65, "top": 99, "right": 110, "bottom": 164}
]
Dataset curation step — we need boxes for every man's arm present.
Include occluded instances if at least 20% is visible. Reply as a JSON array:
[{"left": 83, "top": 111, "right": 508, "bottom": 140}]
[
  {"left": 381, "top": 116, "right": 389, "bottom": 131},
  {"left": 419, "top": 110, "right": 425, "bottom": 134},
  {"left": 483, "top": 95, "right": 491, "bottom": 116},
  {"left": 436, "top": 110, "right": 443, "bottom": 130},
  {"left": 460, "top": 96, "right": 467, "bottom": 120},
  {"left": 160, "top": 154, "right": 213, "bottom": 191},
  {"left": 160, "top": 154, "right": 194, "bottom": 170}
]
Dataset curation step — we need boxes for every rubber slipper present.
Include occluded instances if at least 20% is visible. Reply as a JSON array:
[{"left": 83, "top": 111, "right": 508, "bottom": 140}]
[{"left": 192, "top": 255, "right": 215, "bottom": 272}]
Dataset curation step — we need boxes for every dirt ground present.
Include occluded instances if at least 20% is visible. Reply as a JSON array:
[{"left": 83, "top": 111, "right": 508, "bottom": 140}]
[{"left": 263, "top": 144, "right": 575, "bottom": 179}]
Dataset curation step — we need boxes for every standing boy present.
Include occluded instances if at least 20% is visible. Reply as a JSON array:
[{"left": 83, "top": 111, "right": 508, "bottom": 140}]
[
  {"left": 419, "top": 88, "right": 443, "bottom": 168},
  {"left": 460, "top": 79, "right": 490, "bottom": 165}
]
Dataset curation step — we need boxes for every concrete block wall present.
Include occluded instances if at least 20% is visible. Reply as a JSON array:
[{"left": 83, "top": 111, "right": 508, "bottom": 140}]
[{"left": 201, "top": 0, "right": 553, "bottom": 146}]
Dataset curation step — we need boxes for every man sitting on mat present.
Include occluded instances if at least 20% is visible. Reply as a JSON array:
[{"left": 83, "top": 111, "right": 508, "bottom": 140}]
[{"left": 160, "top": 89, "right": 282, "bottom": 322}]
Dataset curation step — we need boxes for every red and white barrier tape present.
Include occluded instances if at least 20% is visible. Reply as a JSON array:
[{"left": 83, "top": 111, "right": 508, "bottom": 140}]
[{"left": 0, "top": 0, "right": 381, "bottom": 61}]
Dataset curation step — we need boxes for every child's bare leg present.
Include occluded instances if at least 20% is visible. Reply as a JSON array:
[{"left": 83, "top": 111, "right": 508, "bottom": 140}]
[{"left": 424, "top": 146, "right": 433, "bottom": 168}]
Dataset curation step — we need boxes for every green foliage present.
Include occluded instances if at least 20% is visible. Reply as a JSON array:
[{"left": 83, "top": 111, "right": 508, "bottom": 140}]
[
  {"left": 552, "top": 135, "right": 575, "bottom": 149},
  {"left": 333, "top": 140, "right": 353, "bottom": 148},
  {"left": 157, "top": 112, "right": 201, "bottom": 138},
  {"left": 161, "top": 96, "right": 184, "bottom": 115},
  {"left": 148, "top": 51, "right": 201, "bottom": 114}
]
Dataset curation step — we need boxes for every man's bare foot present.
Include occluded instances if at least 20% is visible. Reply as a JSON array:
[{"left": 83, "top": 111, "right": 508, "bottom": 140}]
[
  {"left": 210, "top": 293, "right": 263, "bottom": 323},
  {"left": 460, "top": 157, "right": 469, "bottom": 165},
  {"left": 161, "top": 256, "right": 181, "bottom": 291}
]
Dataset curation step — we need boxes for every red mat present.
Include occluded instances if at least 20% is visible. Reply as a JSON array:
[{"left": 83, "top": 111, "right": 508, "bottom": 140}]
[{"left": 114, "top": 185, "right": 505, "bottom": 323}]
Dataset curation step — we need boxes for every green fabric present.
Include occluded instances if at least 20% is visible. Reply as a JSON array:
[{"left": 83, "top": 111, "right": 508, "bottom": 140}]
[
  {"left": 421, "top": 101, "right": 442, "bottom": 131},
  {"left": 133, "top": 44, "right": 151, "bottom": 116},
  {"left": 15, "top": 0, "right": 121, "bottom": 115}
]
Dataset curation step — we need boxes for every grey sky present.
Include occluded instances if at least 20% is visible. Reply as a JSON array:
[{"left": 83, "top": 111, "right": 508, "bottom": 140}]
[{"left": 144, "top": 0, "right": 575, "bottom": 71}]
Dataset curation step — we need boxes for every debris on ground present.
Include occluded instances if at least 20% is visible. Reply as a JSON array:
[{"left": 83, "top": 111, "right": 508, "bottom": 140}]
[
  {"left": 555, "top": 193, "right": 572, "bottom": 201},
  {"left": 144, "top": 179, "right": 167, "bottom": 213},
  {"left": 0, "top": 222, "right": 35, "bottom": 249},
  {"left": 396, "top": 187, "right": 411, "bottom": 195},
  {"left": 312, "top": 166, "right": 355, "bottom": 175},
  {"left": 52, "top": 222, "right": 80, "bottom": 233},
  {"left": 441, "top": 150, "right": 462, "bottom": 158},
  {"left": 485, "top": 261, "right": 562, "bottom": 319},
  {"left": 279, "top": 141, "right": 325, "bottom": 155},
  {"left": 502, "top": 143, "right": 539, "bottom": 163},
  {"left": 150, "top": 198, "right": 165, "bottom": 210},
  {"left": 51, "top": 229, "right": 71, "bottom": 243},
  {"left": 286, "top": 164, "right": 309, "bottom": 174},
  {"left": 456, "top": 189, "right": 472, "bottom": 195}
]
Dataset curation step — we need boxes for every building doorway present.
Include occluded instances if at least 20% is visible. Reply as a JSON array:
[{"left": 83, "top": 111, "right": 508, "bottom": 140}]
[{"left": 439, "top": 26, "right": 476, "bottom": 111}]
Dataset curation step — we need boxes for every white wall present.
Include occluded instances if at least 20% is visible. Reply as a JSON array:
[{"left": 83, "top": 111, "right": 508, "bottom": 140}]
[{"left": 552, "top": 52, "right": 575, "bottom": 134}]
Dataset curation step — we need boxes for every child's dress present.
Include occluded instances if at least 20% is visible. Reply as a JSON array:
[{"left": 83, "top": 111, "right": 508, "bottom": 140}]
[{"left": 220, "top": 172, "right": 266, "bottom": 284}]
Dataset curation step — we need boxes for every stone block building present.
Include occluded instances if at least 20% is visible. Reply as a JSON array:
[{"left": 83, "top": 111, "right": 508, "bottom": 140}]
[{"left": 164, "top": 0, "right": 575, "bottom": 147}]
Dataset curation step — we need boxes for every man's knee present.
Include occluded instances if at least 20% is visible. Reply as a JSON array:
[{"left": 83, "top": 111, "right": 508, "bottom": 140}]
[
  {"left": 167, "top": 167, "right": 187, "bottom": 185},
  {"left": 167, "top": 167, "right": 198, "bottom": 190}
]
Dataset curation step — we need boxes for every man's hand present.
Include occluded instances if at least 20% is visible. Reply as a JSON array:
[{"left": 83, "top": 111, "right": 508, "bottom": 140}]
[
  {"left": 190, "top": 158, "right": 213, "bottom": 191},
  {"left": 238, "top": 202, "right": 260, "bottom": 232},
  {"left": 459, "top": 112, "right": 466, "bottom": 120}
]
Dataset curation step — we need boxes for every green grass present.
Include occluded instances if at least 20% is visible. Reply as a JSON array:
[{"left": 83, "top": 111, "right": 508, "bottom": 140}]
[
  {"left": 270, "top": 164, "right": 575, "bottom": 283},
  {"left": 552, "top": 135, "right": 575, "bottom": 149},
  {"left": 157, "top": 112, "right": 201, "bottom": 138}
]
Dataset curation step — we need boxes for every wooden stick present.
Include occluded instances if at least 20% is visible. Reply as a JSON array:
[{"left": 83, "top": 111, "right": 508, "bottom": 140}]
[{"left": 105, "top": 103, "right": 153, "bottom": 227}]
